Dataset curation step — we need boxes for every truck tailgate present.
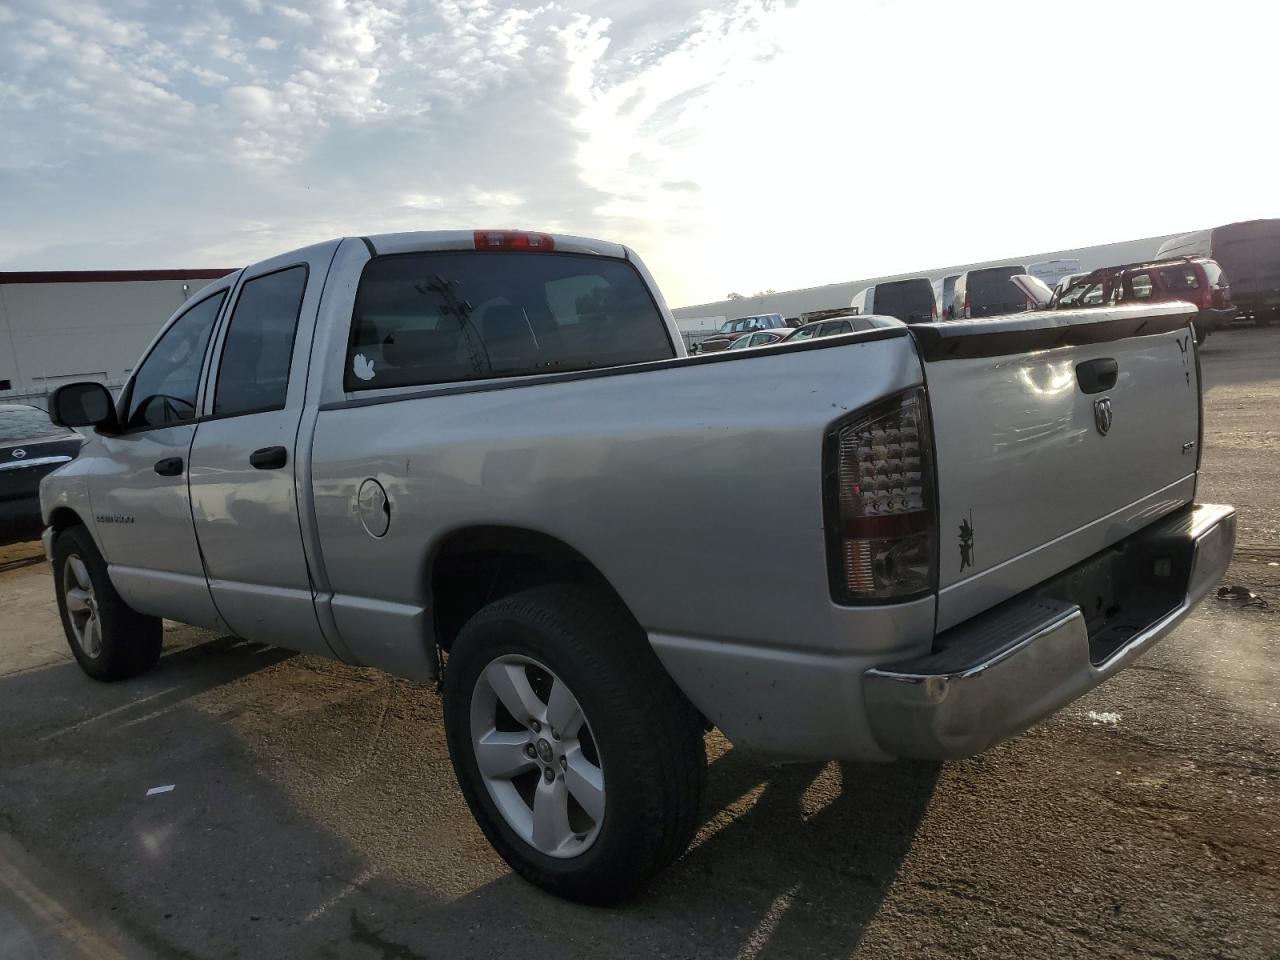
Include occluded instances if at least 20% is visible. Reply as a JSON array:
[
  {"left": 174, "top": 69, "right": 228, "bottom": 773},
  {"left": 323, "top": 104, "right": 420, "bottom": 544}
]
[{"left": 914, "top": 302, "right": 1201, "bottom": 631}]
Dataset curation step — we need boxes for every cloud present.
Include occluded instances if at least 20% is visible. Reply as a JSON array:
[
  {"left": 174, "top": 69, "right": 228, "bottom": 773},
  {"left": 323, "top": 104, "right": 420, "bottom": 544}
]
[
  {"left": 5, "top": 0, "right": 1271, "bottom": 309},
  {"left": 223, "top": 84, "right": 280, "bottom": 118}
]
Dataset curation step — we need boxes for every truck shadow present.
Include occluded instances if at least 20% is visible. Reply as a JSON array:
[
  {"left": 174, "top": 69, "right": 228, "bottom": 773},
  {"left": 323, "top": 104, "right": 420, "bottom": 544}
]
[
  {"left": 408, "top": 746, "right": 941, "bottom": 960},
  {"left": 0, "top": 638, "right": 939, "bottom": 960}
]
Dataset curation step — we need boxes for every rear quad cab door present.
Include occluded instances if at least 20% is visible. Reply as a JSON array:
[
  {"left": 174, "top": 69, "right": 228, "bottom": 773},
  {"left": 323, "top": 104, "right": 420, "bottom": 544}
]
[{"left": 186, "top": 241, "right": 342, "bottom": 655}]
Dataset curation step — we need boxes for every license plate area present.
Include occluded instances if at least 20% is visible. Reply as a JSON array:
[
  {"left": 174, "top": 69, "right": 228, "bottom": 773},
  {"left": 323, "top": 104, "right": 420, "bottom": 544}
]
[{"left": 1030, "top": 525, "right": 1192, "bottom": 665}]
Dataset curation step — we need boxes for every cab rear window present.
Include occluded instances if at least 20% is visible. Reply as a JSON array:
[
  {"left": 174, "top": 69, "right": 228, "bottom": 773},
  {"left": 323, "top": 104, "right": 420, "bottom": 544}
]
[{"left": 345, "top": 252, "right": 674, "bottom": 392}]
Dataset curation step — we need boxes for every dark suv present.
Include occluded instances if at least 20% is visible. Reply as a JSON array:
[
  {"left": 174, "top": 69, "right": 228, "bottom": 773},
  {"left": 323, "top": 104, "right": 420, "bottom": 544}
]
[{"left": 1054, "top": 256, "right": 1232, "bottom": 343}]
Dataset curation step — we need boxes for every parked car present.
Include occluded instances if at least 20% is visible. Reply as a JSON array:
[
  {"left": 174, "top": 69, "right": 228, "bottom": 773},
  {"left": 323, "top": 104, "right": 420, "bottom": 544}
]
[
  {"left": 692, "top": 312, "right": 787, "bottom": 353},
  {"left": 949, "top": 265, "right": 1030, "bottom": 319},
  {"left": 783, "top": 314, "right": 903, "bottom": 342},
  {"left": 727, "top": 329, "right": 789, "bottom": 350},
  {"left": 42, "top": 229, "right": 1233, "bottom": 905},
  {"left": 1157, "top": 219, "right": 1280, "bottom": 326},
  {"left": 849, "top": 279, "right": 937, "bottom": 324},
  {"left": 1050, "top": 257, "right": 1232, "bottom": 343},
  {"left": 0, "top": 404, "right": 81, "bottom": 544}
]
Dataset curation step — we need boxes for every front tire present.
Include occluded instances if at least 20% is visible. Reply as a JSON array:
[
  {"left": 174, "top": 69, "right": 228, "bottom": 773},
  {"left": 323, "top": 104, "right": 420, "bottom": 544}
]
[
  {"left": 53, "top": 526, "right": 162, "bottom": 681},
  {"left": 443, "top": 584, "right": 706, "bottom": 904}
]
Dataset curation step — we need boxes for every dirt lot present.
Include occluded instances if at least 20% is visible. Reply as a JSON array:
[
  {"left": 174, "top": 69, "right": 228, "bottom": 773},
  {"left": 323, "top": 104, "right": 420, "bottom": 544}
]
[{"left": 1, "top": 328, "right": 1277, "bottom": 960}]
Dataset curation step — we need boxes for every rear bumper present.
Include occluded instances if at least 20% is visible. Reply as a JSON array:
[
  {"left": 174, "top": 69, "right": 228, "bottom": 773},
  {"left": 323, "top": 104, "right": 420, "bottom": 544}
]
[
  {"left": 863, "top": 503, "right": 1235, "bottom": 760},
  {"left": 1195, "top": 307, "right": 1236, "bottom": 332}
]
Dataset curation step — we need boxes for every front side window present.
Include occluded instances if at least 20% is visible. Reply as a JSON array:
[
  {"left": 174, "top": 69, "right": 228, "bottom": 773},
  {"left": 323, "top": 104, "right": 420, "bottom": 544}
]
[
  {"left": 345, "top": 252, "right": 674, "bottom": 391},
  {"left": 789, "top": 326, "right": 816, "bottom": 341},
  {"left": 124, "top": 291, "right": 225, "bottom": 429},
  {"left": 214, "top": 266, "right": 308, "bottom": 416}
]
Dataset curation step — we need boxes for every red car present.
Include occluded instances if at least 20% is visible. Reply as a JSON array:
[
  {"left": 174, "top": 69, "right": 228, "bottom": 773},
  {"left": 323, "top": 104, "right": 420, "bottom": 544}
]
[{"left": 1052, "top": 256, "right": 1232, "bottom": 343}]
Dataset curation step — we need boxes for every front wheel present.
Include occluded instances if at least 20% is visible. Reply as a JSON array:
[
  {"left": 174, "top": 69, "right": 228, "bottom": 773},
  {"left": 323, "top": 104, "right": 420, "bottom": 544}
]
[
  {"left": 443, "top": 584, "right": 706, "bottom": 904},
  {"left": 53, "top": 526, "right": 162, "bottom": 681}
]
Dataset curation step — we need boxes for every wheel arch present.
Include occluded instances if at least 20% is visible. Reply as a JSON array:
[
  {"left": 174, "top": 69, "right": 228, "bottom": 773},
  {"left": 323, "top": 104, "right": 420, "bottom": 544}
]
[
  {"left": 48, "top": 506, "right": 86, "bottom": 535},
  {"left": 428, "top": 525, "right": 636, "bottom": 654}
]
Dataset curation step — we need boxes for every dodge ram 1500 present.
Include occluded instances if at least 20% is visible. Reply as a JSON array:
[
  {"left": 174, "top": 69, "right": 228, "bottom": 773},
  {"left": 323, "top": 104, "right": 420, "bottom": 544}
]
[{"left": 41, "top": 229, "right": 1235, "bottom": 903}]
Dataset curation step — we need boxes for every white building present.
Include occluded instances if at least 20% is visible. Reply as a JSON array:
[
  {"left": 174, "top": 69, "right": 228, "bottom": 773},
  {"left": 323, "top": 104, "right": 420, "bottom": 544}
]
[
  {"left": 0, "top": 269, "right": 233, "bottom": 407},
  {"left": 671, "top": 233, "right": 1180, "bottom": 324}
]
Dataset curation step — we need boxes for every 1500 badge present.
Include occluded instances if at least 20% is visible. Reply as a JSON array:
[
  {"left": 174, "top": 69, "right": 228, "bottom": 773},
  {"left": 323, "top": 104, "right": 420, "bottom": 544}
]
[{"left": 94, "top": 515, "right": 134, "bottom": 524}]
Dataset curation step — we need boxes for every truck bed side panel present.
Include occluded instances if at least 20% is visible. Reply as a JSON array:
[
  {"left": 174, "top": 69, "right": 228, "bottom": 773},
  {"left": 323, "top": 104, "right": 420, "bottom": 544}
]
[{"left": 308, "top": 335, "right": 930, "bottom": 679}]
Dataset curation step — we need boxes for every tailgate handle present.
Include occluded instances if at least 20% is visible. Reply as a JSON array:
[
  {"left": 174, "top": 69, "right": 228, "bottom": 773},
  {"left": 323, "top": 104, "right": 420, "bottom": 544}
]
[{"left": 1076, "top": 358, "right": 1118, "bottom": 394}]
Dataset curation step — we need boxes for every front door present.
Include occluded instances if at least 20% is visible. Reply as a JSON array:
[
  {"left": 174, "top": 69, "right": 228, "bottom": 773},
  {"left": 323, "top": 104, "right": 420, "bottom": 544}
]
[
  {"left": 187, "top": 242, "right": 340, "bottom": 655},
  {"left": 92, "top": 285, "right": 232, "bottom": 630}
]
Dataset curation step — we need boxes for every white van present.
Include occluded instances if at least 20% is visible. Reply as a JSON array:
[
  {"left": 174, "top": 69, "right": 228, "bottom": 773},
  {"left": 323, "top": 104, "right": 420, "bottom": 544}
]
[{"left": 1028, "top": 259, "right": 1083, "bottom": 288}]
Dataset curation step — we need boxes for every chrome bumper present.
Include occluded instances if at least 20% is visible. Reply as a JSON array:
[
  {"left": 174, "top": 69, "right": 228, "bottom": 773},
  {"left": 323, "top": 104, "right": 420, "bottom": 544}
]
[{"left": 863, "top": 503, "right": 1236, "bottom": 761}]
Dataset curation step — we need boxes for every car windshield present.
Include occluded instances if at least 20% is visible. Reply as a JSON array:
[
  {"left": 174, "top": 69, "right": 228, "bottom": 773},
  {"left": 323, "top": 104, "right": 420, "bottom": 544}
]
[
  {"left": 0, "top": 405, "right": 65, "bottom": 444},
  {"left": 1057, "top": 277, "right": 1103, "bottom": 307}
]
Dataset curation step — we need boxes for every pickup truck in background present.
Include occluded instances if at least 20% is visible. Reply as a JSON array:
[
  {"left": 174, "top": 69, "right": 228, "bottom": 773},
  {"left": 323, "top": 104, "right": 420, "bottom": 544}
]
[{"left": 41, "top": 229, "right": 1235, "bottom": 904}]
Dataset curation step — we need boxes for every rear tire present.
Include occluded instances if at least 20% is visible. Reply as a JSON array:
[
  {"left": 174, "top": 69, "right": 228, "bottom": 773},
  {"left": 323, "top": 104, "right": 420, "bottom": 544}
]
[
  {"left": 53, "top": 526, "right": 162, "bottom": 681},
  {"left": 443, "top": 584, "right": 706, "bottom": 904}
]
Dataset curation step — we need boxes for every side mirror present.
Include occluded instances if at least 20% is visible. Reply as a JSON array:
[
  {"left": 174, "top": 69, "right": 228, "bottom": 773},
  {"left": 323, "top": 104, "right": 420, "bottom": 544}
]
[{"left": 50, "top": 382, "right": 118, "bottom": 430}]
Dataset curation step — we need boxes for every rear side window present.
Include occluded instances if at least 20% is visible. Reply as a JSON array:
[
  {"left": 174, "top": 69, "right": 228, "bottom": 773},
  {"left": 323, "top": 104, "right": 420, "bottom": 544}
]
[
  {"left": 214, "top": 266, "right": 308, "bottom": 416},
  {"left": 345, "top": 253, "right": 674, "bottom": 391},
  {"left": 1128, "top": 273, "right": 1154, "bottom": 299},
  {"left": 1159, "top": 266, "right": 1202, "bottom": 293}
]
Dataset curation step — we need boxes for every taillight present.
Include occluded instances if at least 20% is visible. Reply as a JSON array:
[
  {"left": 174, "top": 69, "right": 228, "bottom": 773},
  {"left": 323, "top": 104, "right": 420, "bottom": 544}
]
[
  {"left": 824, "top": 389, "right": 936, "bottom": 603},
  {"left": 473, "top": 230, "right": 555, "bottom": 251}
]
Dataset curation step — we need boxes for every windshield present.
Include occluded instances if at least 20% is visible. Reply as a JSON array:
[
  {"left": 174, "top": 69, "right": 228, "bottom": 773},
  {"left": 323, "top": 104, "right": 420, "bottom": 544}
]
[{"left": 0, "top": 405, "right": 67, "bottom": 444}]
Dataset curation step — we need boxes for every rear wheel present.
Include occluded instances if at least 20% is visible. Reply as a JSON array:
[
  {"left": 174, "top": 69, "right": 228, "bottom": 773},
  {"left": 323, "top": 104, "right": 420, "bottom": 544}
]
[
  {"left": 53, "top": 526, "right": 162, "bottom": 681},
  {"left": 443, "top": 584, "right": 706, "bottom": 904}
]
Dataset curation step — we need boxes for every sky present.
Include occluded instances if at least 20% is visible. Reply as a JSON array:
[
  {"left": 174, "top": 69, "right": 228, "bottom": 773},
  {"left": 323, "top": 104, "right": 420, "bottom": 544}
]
[{"left": 1, "top": 0, "right": 1277, "bottom": 307}]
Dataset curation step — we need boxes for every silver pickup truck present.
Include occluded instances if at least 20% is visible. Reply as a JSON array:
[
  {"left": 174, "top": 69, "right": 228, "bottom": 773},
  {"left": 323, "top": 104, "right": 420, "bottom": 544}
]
[{"left": 41, "top": 230, "right": 1235, "bottom": 903}]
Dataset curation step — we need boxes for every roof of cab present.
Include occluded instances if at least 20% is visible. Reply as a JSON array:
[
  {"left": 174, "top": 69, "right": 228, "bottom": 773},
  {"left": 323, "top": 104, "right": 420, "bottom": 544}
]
[{"left": 361, "top": 230, "right": 628, "bottom": 260}]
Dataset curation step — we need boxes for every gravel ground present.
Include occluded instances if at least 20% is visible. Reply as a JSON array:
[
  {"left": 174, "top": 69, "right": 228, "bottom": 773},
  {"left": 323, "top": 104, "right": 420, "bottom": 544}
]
[{"left": 0, "top": 327, "right": 1277, "bottom": 960}]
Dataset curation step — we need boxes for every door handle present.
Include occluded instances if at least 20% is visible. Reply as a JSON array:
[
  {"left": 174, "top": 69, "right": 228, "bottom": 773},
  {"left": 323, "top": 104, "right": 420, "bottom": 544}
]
[
  {"left": 249, "top": 446, "right": 288, "bottom": 470},
  {"left": 1075, "top": 358, "right": 1118, "bottom": 394},
  {"left": 154, "top": 457, "right": 184, "bottom": 477}
]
